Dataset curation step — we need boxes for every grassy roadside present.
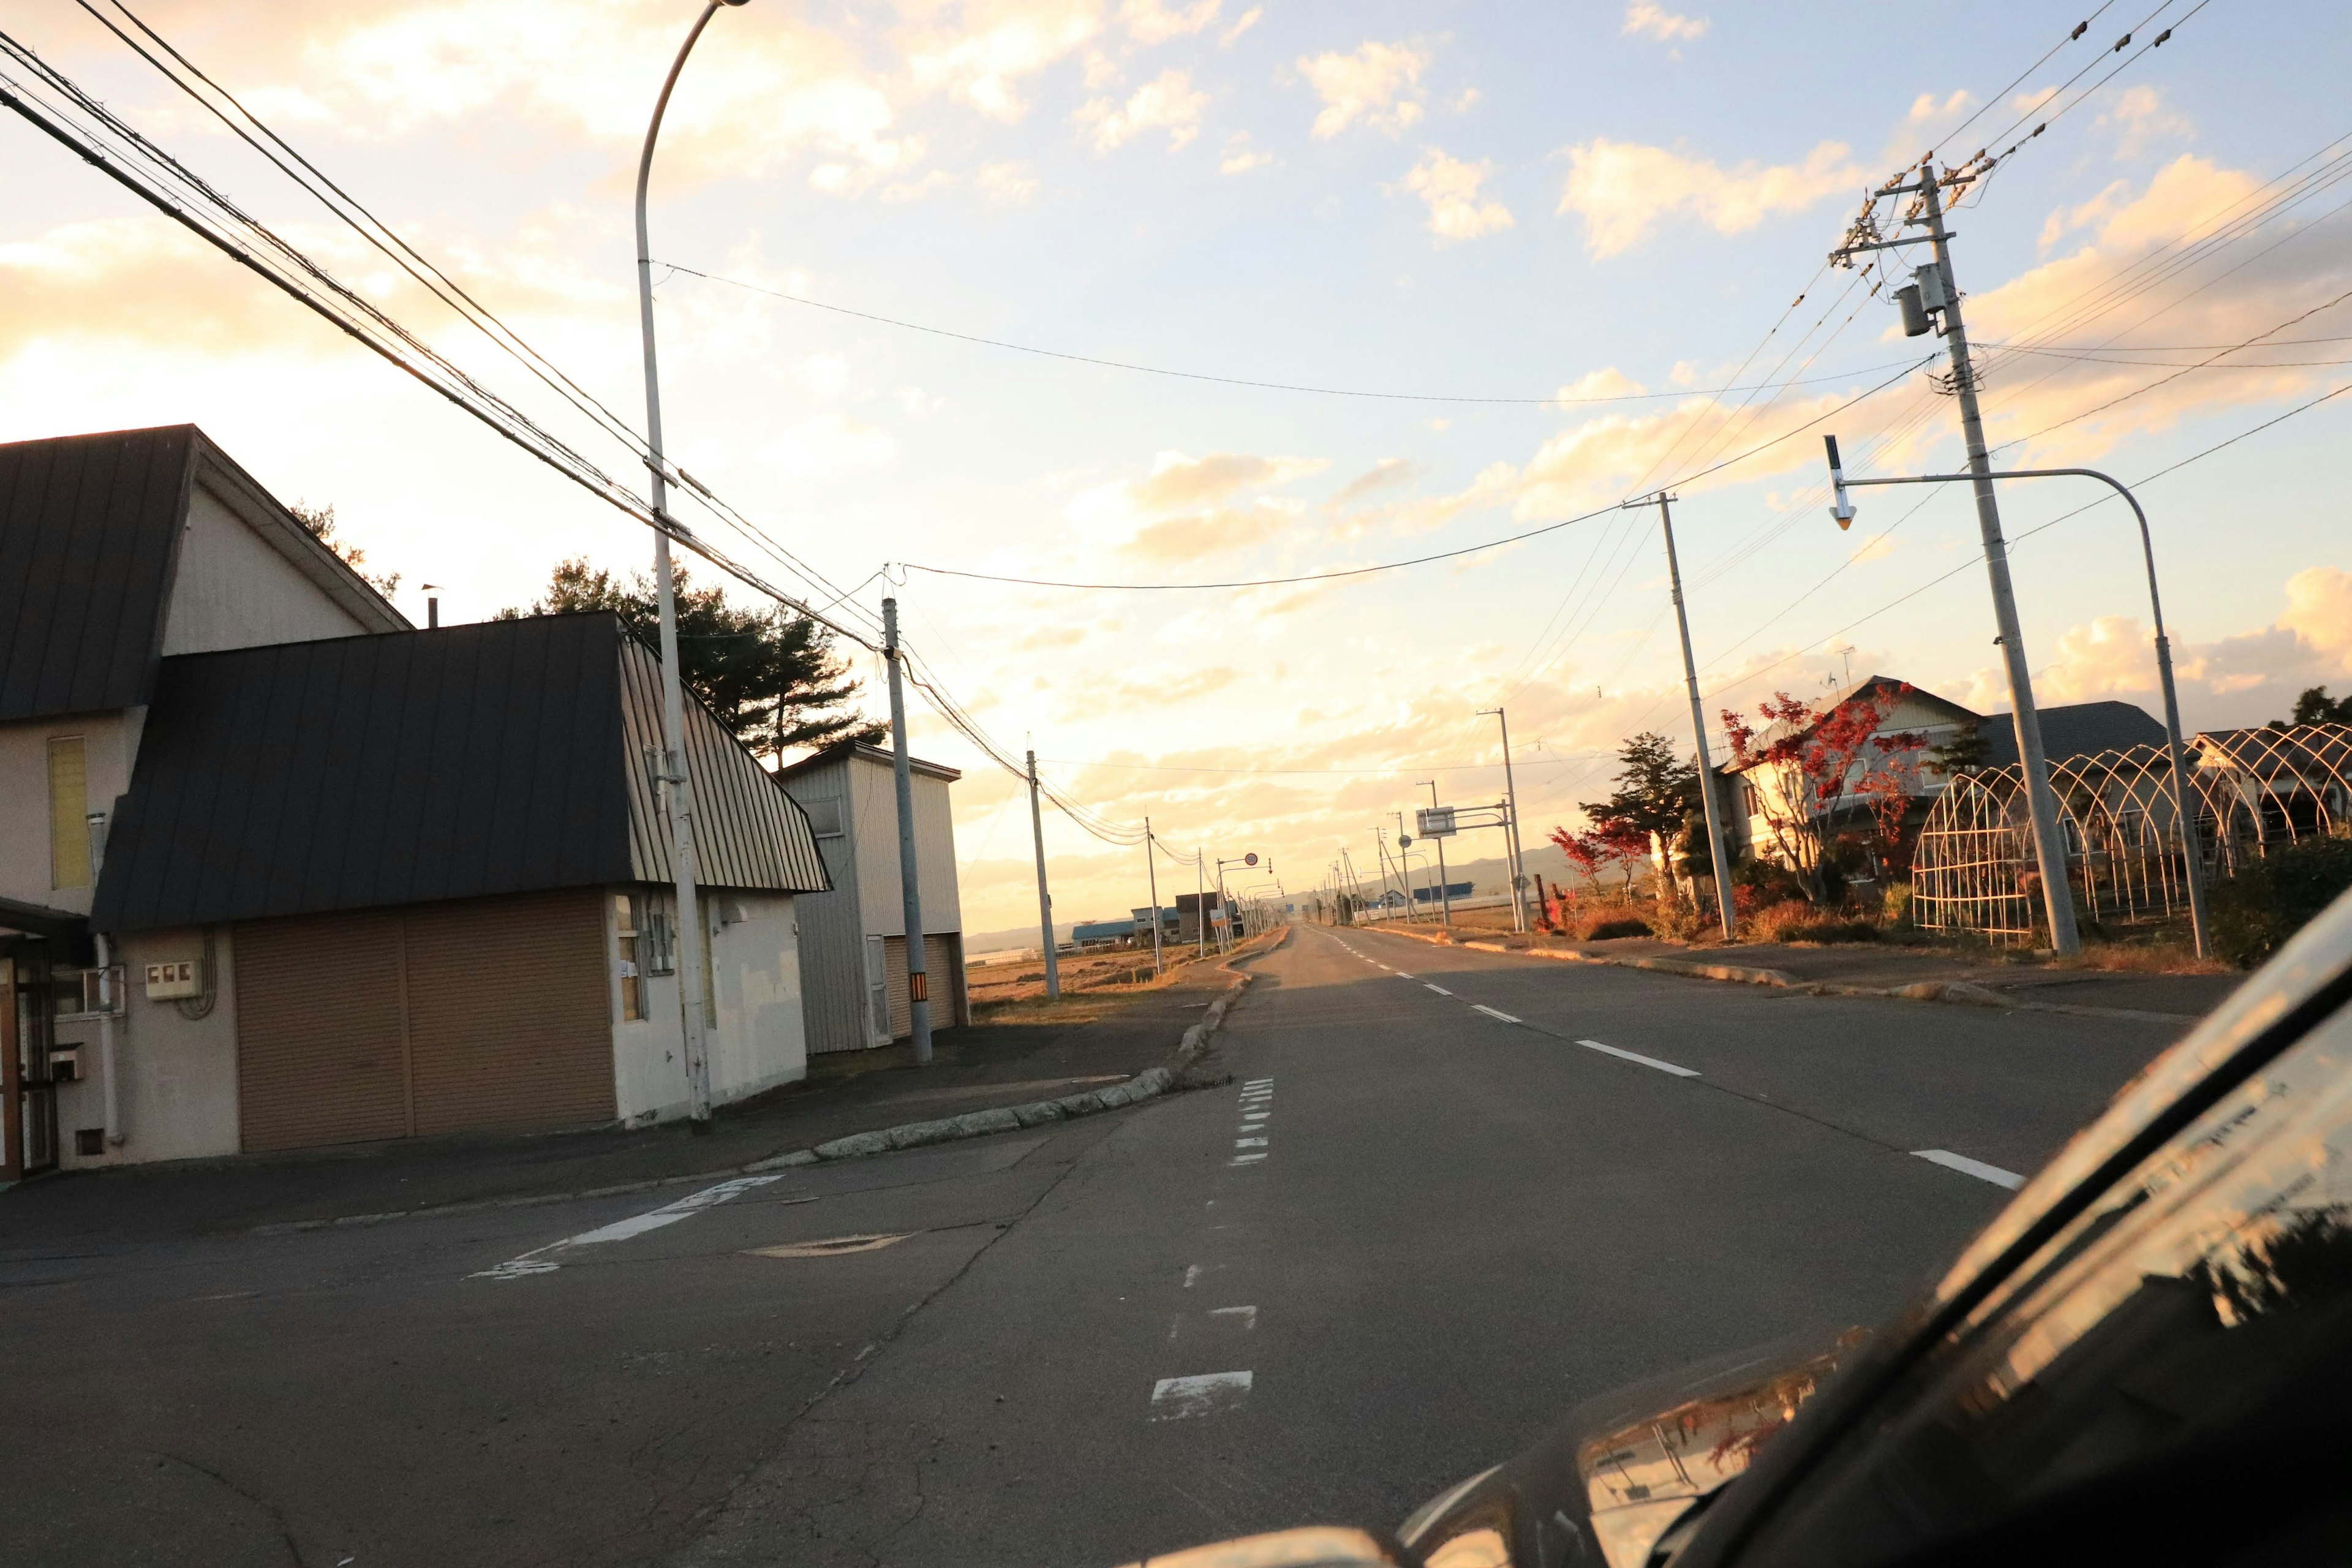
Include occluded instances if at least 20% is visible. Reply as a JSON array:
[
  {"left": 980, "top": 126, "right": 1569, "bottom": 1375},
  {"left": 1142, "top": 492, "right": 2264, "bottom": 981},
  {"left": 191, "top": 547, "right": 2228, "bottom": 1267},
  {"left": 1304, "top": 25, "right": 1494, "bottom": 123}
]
[{"left": 969, "top": 931, "right": 1280, "bottom": 1027}]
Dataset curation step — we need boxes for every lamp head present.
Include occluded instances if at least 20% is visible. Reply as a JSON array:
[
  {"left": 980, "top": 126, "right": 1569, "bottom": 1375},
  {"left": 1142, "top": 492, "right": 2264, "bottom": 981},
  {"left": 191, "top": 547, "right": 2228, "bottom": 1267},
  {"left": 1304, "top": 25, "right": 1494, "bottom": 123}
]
[{"left": 1824, "top": 434, "right": 1857, "bottom": 530}]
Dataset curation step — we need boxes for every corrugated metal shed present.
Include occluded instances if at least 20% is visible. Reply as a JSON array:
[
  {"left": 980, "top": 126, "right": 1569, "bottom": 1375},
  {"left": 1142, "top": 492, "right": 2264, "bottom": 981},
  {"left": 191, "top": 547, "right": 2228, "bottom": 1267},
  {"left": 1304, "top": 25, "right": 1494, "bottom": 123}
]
[
  {"left": 91, "top": 612, "right": 827, "bottom": 931},
  {"left": 0, "top": 426, "right": 194, "bottom": 722}
]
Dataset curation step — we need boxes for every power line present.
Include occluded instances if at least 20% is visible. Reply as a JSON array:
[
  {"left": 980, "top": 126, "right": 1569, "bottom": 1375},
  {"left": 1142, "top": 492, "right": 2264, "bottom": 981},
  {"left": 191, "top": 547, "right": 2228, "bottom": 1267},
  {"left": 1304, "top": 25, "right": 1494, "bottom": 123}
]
[{"left": 653, "top": 260, "right": 1926, "bottom": 408}]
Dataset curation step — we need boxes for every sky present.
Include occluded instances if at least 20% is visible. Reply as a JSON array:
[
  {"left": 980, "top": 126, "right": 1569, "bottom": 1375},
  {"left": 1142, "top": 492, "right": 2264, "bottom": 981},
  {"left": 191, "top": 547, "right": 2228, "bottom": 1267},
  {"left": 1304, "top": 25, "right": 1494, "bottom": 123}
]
[{"left": 6, "top": 0, "right": 2351, "bottom": 940}]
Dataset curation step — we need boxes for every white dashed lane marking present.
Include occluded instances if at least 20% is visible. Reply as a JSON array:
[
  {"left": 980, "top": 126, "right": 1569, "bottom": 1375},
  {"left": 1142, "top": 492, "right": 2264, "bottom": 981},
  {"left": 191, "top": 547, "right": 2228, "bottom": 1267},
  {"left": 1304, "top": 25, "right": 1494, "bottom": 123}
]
[
  {"left": 1575, "top": 1038, "right": 1701, "bottom": 1079},
  {"left": 1231, "top": 1079, "right": 1273, "bottom": 1166},
  {"left": 1472, "top": 1005, "right": 1522, "bottom": 1024},
  {"left": 1425, "top": 983, "right": 1452, "bottom": 996},
  {"left": 1150, "top": 1369, "right": 1254, "bottom": 1421},
  {"left": 1913, "top": 1148, "right": 2026, "bottom": 1189}
]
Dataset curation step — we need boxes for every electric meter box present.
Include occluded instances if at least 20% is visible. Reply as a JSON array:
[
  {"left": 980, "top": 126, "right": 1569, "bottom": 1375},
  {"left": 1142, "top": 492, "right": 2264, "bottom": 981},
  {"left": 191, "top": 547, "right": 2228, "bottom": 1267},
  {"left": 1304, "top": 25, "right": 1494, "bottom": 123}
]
[{"left": 145, "top": 959, "right": 202, "bottom": 1000}]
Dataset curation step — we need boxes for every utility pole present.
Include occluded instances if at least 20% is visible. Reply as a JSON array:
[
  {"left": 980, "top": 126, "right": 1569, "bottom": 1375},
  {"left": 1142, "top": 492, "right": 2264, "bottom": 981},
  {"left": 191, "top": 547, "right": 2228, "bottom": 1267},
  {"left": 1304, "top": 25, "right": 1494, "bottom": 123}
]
[
  {"left": 1196, "top": 848, "right": 1207, "bottom": 957},
  {"left": 1025, "top": 748, "right": 1059, "bottom": 1000},
  {"left": 1627, "top": 492, "right": 1737, "bottom": 940},
  {"left": 1419, "top": 780, "right": 1453, "bottom": 927},
  {"left": 1477, "top": 707, "right": 1528, "bottom": 933},
  {"left": 1389, "top": 811, "right": 1420, "bottom": 921},
  {"left": 1144, "top": 816, "right": 1164, "bottom": 975},
  {"left": 634, "top": 0, "right": 747, "bottom": 1122},
  {"left": 1834, "top": 160, "right": 2079, "bottom": 954},
  {"left": 882, "top": 600, "right": 932, "bottom": 1063}
]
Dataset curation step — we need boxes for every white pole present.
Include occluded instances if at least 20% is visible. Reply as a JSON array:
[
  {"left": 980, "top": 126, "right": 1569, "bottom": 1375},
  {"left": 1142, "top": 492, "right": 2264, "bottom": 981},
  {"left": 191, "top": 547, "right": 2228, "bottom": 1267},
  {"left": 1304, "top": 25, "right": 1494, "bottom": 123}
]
[
  {"left": 1027, "top": 748, "right": 1059, "bottom": 1000},
  {"left": 1653, "top": 494, "right": 1738, "bottom": 939},
  {"left": 635, "top": 0, "right": 737, "bottom": 1121},
  {"left": 883, "top": 599, "right": 932, "bottom": 1063}
]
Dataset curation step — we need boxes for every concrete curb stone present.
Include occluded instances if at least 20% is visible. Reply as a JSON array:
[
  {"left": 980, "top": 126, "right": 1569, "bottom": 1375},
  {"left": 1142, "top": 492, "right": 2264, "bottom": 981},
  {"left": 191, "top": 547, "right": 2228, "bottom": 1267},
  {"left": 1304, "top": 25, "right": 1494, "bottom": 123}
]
[{"left": 1371, "top": 920, "right": 2193, "bottom": 1020}]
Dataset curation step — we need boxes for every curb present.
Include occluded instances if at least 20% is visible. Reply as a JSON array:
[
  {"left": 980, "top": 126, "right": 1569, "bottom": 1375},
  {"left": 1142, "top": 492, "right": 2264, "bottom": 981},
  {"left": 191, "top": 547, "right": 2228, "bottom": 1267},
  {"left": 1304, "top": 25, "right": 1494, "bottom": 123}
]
[
  {"left": 1370, "top": 923, "right": 2197, "bottom": 1021},
  {"left": 248, "top": 933, "right": 1281, "bottom": 1235}
]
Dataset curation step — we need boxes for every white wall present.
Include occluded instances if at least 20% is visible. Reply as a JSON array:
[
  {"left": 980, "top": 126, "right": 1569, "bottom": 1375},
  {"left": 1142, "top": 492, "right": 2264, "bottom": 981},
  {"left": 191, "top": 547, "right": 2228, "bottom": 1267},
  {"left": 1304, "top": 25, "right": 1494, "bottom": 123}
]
[
  {"left": 847, "top": 757, "right": 962, "bottom": 936},
  {"left": 157, "top": 481, "right": 373, "bottom": 657},
  {"left": 609, "top": 886, "right": 807, "bottom": 1125},
  {"left": 0, "top": 710, "right": 136, "bottom": 917},
  {"left": 50, "top": 926, "right": 241, "bottom": 1168}
]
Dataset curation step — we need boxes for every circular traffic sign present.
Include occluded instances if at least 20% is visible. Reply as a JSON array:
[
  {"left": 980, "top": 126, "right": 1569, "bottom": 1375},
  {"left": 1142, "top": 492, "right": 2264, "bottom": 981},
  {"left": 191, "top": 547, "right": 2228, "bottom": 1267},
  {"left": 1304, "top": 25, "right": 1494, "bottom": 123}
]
[
  {"left": 1245, "top": 851, "right": 1259, "bottom": 865},
  {"left": 1397, "top": 833, "right": 1412, "bottom": 847}
]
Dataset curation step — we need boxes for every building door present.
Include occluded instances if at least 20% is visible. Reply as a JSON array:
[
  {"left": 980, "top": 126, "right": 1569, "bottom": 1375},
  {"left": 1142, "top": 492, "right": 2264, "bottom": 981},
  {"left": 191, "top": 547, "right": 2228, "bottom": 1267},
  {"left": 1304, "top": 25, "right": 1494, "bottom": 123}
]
[{"left": 235, "top": 891, "right": 614, "bottom": 1153}]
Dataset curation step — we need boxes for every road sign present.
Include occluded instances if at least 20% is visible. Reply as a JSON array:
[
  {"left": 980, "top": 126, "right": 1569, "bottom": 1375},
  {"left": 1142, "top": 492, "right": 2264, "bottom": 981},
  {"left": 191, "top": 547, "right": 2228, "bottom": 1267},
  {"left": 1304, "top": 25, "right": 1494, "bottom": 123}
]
[
  {"left": 1397, "top": 833, "right": 1412, "bottom": 848},
  {"left": 1415, "top": 806, "right": 1457, "bottom": 839},
  {"left": 1244, "top": 851, "right": 1258, "bottom": 865}
]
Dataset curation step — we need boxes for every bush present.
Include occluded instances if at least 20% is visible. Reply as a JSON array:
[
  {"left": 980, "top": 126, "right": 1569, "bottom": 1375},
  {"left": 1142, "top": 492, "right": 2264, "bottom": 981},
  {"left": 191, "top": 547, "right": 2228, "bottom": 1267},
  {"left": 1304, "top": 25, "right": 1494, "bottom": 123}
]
[
  {"left": 1587, "top": 917, "right": 1653, "bottom": 940},
  {"left": 2210, "top": 832, "right": 2352, "bottom": 968},
  {"left": 1745, "top": 900, "right": 1879, "bottom": 945}
]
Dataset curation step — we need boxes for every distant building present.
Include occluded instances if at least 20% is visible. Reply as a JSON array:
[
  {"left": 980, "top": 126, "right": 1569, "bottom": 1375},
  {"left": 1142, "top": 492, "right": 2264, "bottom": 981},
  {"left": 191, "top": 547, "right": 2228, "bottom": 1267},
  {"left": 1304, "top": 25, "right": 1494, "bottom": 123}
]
[{"left": 777, "top": 742, "right": 968, "bottom": 1054}]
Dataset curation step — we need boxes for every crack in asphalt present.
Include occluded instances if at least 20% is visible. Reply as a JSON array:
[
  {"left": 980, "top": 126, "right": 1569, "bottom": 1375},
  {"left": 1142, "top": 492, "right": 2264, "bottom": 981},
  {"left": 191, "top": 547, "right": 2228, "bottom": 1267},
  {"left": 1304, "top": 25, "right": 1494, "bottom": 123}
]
[{"left": 154, "top": 1450, "right": 310, "bottom": 1567}]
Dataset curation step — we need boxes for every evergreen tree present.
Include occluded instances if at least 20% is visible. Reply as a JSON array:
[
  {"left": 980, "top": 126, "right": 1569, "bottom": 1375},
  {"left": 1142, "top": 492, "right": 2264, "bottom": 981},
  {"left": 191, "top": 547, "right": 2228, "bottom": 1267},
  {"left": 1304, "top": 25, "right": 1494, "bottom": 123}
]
[
  {"left": 1582, "top": 731, "right": 1702, "bottom": 843},
  {"left": 2270, "top": 685, "right": 2352, "bottom": 729},
  {"left": 500, "top": 557, "right": 884, "bottom": 762}
]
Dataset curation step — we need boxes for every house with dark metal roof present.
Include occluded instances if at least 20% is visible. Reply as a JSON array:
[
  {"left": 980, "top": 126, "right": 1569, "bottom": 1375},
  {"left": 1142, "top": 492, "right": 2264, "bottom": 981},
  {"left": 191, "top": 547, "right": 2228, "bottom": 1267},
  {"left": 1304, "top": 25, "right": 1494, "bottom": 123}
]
[
  {"left": 776, "top": 741, "right": 967, "bottom": 1055},
  {"left": 2, "top": 426, "right": 828, "bottom": 1175}
]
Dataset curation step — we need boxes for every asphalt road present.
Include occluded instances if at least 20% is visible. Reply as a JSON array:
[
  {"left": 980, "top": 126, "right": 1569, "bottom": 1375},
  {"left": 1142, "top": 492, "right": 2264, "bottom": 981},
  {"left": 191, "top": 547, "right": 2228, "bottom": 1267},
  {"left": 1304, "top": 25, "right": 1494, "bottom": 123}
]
[{"left": 0, "top": 924, "right": 2188, "bottom": 1568}]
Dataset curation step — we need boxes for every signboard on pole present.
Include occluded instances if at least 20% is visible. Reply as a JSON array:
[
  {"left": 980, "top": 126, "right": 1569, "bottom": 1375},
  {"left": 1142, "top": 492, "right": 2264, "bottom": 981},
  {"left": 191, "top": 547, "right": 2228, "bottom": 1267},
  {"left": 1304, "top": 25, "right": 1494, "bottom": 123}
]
[{"left": 1415, "top": 805, "right": 1458, "bottom": 839}]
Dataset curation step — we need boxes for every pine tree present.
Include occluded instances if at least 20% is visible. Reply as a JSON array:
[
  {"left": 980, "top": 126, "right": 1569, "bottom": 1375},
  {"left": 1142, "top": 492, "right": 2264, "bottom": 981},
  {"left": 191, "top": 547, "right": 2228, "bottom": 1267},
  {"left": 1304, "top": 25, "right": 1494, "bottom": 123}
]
[{"left": 500, "top": 557, "right": 884, "bottom": 763}]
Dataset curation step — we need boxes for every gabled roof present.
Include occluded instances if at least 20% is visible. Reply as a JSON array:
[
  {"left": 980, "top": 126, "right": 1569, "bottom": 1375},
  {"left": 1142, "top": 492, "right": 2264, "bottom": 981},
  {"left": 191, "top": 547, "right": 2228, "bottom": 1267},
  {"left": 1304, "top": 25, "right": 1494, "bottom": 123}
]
[
  {"left": 0, "top": 424, "right": 407, "bottom": 723},
  {"left": 777, "top": 737, "right": 962, "bottom": 785},
  {"left": 1721, "top": 676, "right": 1983, "bottom": 773},
  {"left": 1979, "top": 700, "right": 2166, "bottom": 767},
  {"left": 91, "top": 613, "right": 827, "bottom": 932}
]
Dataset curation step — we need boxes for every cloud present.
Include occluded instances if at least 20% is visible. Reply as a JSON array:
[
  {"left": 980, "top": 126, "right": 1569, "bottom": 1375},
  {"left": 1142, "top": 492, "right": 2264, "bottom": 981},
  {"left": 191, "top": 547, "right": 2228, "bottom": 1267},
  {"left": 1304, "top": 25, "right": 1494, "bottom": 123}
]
[
  {"left": 978, "top": 160, "right": 1042, "bottom": 203},
  {"left": 1327, "top": 458, "right": 1417, "bottom": 510},
  {"left": 1555, "top": 368, "right": 1646, "bottom": 404},
  {"left": 1967, "top": 155, "right": 2352, "bottom": 463},
  {"left": 1397, "top": 147, "right": 1515, "bottom": 243},
  {"left": 1219, "top": 6, "right": 1264, "bottom": 46},
  {"left": 1621, "top": 2, "right": 1709, "bottom": 43},
  {"left": 1124, "top": 451, "right": 1327, "bottom": 511},
  {"left": 757, "top": 413, "right": 895, "bottom": 478},
  {"left": 1067, "top": 450, "right": 1330, "bottom": 562},
  {"left": 880, "top": 168, "right": 956, "bottom": 202},
  {"left": 1120, "top": 0, "right": 1221, "bottom": 45},
  {"left": 1298, "top": 40, "right": 1430, "bottom": 139},
  {"left": 1219, "top": 132, "right": 1275, "bottom": 175},
  {"left": 2099, "top": 85, "right": 2195, "bottom": 160},
  {"left": 1107, "top": 664, "right": 1243, "bottom": 704},
  {"left": 1556, "top": 137, "right": 1861, "bottom": 257},
  {"left": 900, "top": 0, "right": 1107, "bottom": 121},
  {"left": 1074, "top": 69, "right": 1209, "bottom": 151},
  {"left": 1123, "top": 503, "right": 1300, "bottom": 561},
  {"left": 1961, "top": 567, "right": 2352, "bottom": 728}
]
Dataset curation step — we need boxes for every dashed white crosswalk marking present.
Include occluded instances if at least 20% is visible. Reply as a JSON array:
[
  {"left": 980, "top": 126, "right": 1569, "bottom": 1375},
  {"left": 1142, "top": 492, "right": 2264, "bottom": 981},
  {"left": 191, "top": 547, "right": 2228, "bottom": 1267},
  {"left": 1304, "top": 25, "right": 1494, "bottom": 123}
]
[{"left": 1150, "top": 1370, "right": 1253, "bottom": 1421}]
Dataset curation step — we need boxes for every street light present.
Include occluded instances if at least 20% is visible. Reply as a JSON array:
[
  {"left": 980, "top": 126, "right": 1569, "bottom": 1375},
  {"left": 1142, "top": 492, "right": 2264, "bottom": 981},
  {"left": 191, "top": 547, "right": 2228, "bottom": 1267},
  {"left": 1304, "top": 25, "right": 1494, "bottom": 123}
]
[
  {"left": 1825, "top": 440, "right": 2212, "bottom": 958},
  {"left": 636, "top": 0, "right": 750, "bottom": 1123},
  {"left": 1416, "top": 779, "right": 1453, "bottom": 927}
]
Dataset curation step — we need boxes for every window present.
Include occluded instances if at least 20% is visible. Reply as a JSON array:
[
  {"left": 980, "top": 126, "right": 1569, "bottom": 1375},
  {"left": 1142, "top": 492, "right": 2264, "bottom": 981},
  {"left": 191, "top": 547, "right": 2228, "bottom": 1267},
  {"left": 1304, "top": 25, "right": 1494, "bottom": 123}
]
[
  {"left": 48, "top": 736, "right": 89, "bottom": 889},
  {"left": 614, "top": 894, "right": 646, "bottom": 1021},
  {"left": 801, "top": 796, "right": 845, "bottom": 839}
]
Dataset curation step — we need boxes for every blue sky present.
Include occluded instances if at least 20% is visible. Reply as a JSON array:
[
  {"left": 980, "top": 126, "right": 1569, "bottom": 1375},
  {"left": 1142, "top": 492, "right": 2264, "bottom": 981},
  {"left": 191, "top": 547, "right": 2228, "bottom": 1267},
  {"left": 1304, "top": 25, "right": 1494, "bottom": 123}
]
[{"left": 6, "top": 0, "right": 2349, "bottom": 932}]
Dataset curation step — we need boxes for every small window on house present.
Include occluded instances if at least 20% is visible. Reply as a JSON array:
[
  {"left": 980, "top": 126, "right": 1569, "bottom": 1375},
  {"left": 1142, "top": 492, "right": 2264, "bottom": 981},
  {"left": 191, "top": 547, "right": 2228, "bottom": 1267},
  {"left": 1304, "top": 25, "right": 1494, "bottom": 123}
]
[
  {"left": 614, "top": 894, "right": 646, "bottom": 1021},
  {"left": 802, "top": 796, "right": 845, "bottom": 839},
  {"left": 1743, "top": 780, "right": 1762, "bottom": 819},
  {"left": 48, "top": 736, "right": 90, "bottom": 889}
]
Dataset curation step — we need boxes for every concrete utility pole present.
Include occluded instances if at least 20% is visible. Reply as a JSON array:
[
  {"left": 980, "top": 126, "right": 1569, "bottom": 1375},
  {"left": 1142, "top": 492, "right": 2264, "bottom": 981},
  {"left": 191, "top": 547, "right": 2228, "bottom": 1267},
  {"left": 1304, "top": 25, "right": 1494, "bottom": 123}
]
[
  {"left": 1419, "top": 780, "right": 1453, "bottom": 926},
  {"left": 1477, "top": 707, "right": 1529, "bottom": 932},
  {"left": 881, "top": 599, "right": 932, "bottom": 1064},
  {"left": 1144, "top": 817, "right": 1164, "bottom": 975},
  {"left": 1826, "top": 454, "right": 2213, "bottom": 958},
  {"left": 1196, "top": 848, "right": 1207, "bottom": 957},
  {"left": 1629, "top": 492, "right": 1737, "bottom": 940},
  {"left": 635, "top": 0, "right": 747, "bottom": 1121},
  {"left": 1389, "top": 812, "right": 1420, "bottom": 921},
  {"left": 1836, "top": 160, "right": 2079, "bottom": 953},
  {"left": 1025, "top": 749, "right": 1059, "bottom": 1000}
]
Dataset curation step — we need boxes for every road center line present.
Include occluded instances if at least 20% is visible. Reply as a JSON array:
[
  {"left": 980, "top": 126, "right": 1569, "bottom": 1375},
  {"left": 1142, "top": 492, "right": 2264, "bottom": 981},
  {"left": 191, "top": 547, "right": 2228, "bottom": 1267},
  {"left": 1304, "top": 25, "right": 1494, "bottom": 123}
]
[
  {"left": 1472, "top": 1005, "right": 1522, "bottom": 1024},
  {"left": 1425, "top": 983, "right": 1452, "bottom": 996},
  {"left": 1575, "top": 1038, "right": 1701, "bottom": 1078},
  {"left": 1912, "top": 1148, "right": 2026, "bottom": 1189}
]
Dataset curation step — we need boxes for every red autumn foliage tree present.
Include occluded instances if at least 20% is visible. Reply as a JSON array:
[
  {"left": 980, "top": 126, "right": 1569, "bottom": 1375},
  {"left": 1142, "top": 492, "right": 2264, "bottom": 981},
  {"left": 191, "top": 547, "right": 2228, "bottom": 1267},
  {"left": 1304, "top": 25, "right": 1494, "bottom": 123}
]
[
  {"left": 1721, "top": 685, "right": 1926, "bottom": 903},
  {"left": 1550, "top": 820, "right": 1650, "bottom": 893}
]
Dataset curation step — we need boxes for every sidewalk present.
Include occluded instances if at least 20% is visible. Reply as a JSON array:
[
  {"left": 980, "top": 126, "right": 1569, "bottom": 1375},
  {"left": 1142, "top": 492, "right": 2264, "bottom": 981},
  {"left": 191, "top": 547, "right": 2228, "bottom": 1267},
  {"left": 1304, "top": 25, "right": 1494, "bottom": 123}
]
[
  {"left": 0, "top": 950, "right": 1254, "bottom": 1250},
  {"left": 1367, "top": 921, "right": 2239, "bottom": 1020}
]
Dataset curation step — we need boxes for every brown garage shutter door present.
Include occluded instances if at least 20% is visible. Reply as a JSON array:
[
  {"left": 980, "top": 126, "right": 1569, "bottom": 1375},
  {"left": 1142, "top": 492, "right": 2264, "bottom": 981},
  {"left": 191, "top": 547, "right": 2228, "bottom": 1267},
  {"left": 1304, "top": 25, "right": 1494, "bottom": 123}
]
[
  {"left": 236, "top": 911, "right": 410, "bottom": 1153},
  {"left": 404, "top": 889, "right": 614, "bottom": 1136}
]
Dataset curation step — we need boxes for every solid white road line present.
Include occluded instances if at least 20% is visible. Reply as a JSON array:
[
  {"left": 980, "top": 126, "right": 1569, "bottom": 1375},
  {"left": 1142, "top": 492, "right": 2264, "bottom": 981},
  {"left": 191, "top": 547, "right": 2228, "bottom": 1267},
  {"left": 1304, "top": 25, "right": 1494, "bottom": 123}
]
[
  {"left": 1150, "top": 1370, "right": 1253, "bottom": 1421},
  {"left": 1472, "top": 1005, "right": 1523, "bottom": 1024},
  {"left": 1425, "top": 983, "right": 1452, "bottom": 996},
  {"left": 1913, "top": 1149, "right": 2026, "bottom": 1189},
  {"left": 1574, "top": 1038, "right": 1701, "bottom": 1078},
  {"left": 473, "top": 1172, "right": 787, "bottom": 1280}
]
